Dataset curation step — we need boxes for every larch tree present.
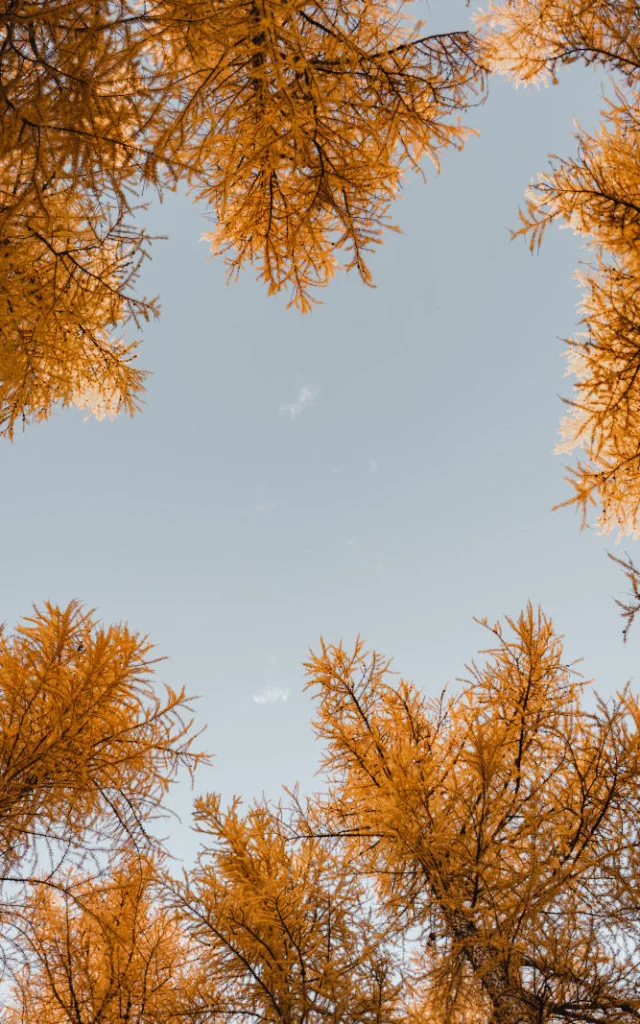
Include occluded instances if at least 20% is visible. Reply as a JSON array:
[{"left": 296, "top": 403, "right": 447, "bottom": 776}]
[
  {"left": 149, "top": 1, "right": 484, "bottom": 311},
  {"left": 167, "top": 790, "right": 404, "bottom": 1024},
  {"left": 302, "top": 605, "right": 640, "bottom": 1024},
  {"left": 4, "top": 598, "right": 640, "bottom": 1024},
  {"left": 4, "top": 850, "right": 199, "bottom": 1024},
  {"left": 0, "top": 599, "right": 209, "bottom": 966},
  {"left": 1, "top": 1, "right": 158, "bottom": 437},
  {"left": 476, "top": 0, "right": 640, "bottom": 539},
  {"left": 1, "top": 0, "right": 486, "bottom": 434}
]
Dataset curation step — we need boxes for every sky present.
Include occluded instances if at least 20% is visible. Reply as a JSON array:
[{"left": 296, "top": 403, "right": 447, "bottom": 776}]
[{"left": 1, "top": 0, "right": 637, "bottom": 864}]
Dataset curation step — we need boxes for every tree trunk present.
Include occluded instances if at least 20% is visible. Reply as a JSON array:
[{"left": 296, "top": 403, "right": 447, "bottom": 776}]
[{"left": 446, "top": 908, "right": 539, "bottom": 1024}]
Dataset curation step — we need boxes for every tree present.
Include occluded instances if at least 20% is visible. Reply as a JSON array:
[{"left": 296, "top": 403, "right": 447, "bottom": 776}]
[
  {"left": 302, "top": 605, "right": 640, "bottom": 1024},
  {"left": 475, "top": 0, "right": 640, "bottom": 86},
  {"left": 149, "top": 2, "right": 484, "bottom": 312},
  {"left": 4, "top": 602, "right": 640, "bottom": 1024},
  {"left": 1, "top": 1, "right": 158, "bottom": 436},
  {"left": 1, "top": 1, "right": 486, "bottom": 434},
  {"left": 519, "top": 100, "right": 640, "bottom": 539},
  {"left": 0, "top": 187, "right": 153, "bottom": 438},
  {"left": 168, "top": 791, "right": 403, "bottom": 1024},
  {"left": 476, "top": 0, "right": 640, "bottom": 537},
  {"left": 0, "top": 598, "right": 208, "bottom": 958},
  {"left": 5, "top": 850, "right": 198, "bottom": 1024}
]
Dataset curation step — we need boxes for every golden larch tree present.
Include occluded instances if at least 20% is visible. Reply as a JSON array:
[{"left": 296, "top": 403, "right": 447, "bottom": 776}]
[
  {"left": 1, "top": 1, "right": 158, "bottom": 436},
  {"left": 168, "top": 791, "right": 404, "bottom": 1024},
  {"left": 475, "top": 0, "right": 640, "bottom": 86},
  {"left": 150, "top": 0, "right": 485, "bottom": 311},
  {"left": 1, "top": 0, "right": 485, "bottom": 432},
  {"left": 303, "top": 605, "right": 640, "bottom": 1024},
  {"left": 0, "top": 599, "right": 208, "bottom": 933},
  {"left": 4, "top": 850, "right": 199, "bottom": 1024},
  {"left": 476, "top": 0, "right": 640, "bottom": 537}
]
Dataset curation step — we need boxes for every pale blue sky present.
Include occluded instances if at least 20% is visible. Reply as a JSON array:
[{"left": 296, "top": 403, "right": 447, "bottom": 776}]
[{"left": 1, "top": 1, "right": 636, "bottom": 862}]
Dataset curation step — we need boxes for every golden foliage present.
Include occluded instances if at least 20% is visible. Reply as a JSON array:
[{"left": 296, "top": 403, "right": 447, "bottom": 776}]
[
  {"left": 474, "top": 0, "right": 640, "bottom": 85},
  {"left": 5, "top": 852, "right": 196, "bottom": 1024},
  {"left": 477, "top": 0, "right": 640, "bottom": 537},
  {"left": 510, "top": 97, "right": 640, "bottom": 535},
  {"left": 2, "top": 605, "right": 640, "bottom": 1023},
  {"left": 0, "top": 600, "right": 208, "bottom": 884},
  {"left": 169, "top": 791, "right": 403, "bottom": 1024},
  {"left": 1, "top": 1, "right": 158, "bottom": 434},
  {"left": 0, "top": 188, "right": 153, "bottom": 437},
  {"left": 1, "top": 0, "right": 485, "bottom": 431},
  {"left": 151, "top": 2, "right": 484, "bottom": 312},
  {"left": 304, "top": 606, "right": 640, "bottom": 1024}
]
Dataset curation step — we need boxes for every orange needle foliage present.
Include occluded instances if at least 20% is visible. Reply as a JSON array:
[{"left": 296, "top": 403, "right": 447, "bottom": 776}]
[
  {"left": 1, "top": 0, "right": 485, "bottom": 433},
  {"left": 5, "top": 852, "right": 197, "bottom": 1024},
  {"left": 3, "top": 604, "right": 640, "bottom": 1024},
  {"left": 304, "top": 605, "right": 640, "bottom": 1024},
  {"left": 0, "top": 188, "right": 153, "bottom": 437},
  {"left": 0, "top": 600, "right": 208, "bottom": 894},
  {"left": 151, "top": 2, "right": 484, "bottom": 311},
  {"left": 1, "top": 1, "right": 157, "bottom": 436},
  {"left": 169, "top": 792, "right": 403, "bottom": 1024},
  {"left": 476, "top": 1, "right": 640, "bottom": 537},
  {"left": 474, "top": 0, "right": 640, "bottom": 85}
]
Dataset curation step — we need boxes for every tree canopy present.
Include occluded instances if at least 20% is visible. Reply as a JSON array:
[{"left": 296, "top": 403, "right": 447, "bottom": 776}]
[
  {"left": 0, "top": 598, "right": 208, "bottom": 974},
  {"left": 3, "top": 602, "right": 640, "bottom": 1024},
  {"left": 7, "top": 0, "right": 640, "bottom": 546},
  {"left": 5, "top": 852, "right": 197, "bottom": 1024},
  {"left": 1, "top": 0, "right": 484, "bottom": 434},
  {"left": 303, "top": 605, "right": 640, "bottom": 1024},
  {"left": 478, "top": 0, "right": 640, "bottom": 536},
  {"left": 6, "top": 3, "right": 640, "bottom": 1021}
]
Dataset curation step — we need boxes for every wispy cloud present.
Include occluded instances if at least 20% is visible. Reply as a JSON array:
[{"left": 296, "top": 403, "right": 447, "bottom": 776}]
[
  {"left": 253, "top": 687, "right": 290, "bottom": 705},
  {"left": 279, "top": 385, "right": 317, "bottom": 420},
  {"left": 369, "top": 455, "right": 378, "bottom": 472},
  {"left": 255, "top": 499, "right": 277, "bottom": 514}
]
